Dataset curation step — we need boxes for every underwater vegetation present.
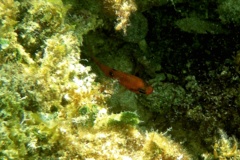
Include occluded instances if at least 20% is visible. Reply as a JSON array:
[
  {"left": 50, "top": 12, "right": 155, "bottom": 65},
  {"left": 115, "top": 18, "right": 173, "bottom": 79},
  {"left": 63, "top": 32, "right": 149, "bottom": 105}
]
[
  {"left": 1, "top": 0, "right": 240, "bottom": 159},
  {"left": 0, "top": 0, "right": 190, "bottom": 159}
]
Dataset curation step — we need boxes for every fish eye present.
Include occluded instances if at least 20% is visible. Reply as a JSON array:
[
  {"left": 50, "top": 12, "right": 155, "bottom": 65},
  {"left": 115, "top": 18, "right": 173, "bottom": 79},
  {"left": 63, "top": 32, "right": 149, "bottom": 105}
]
[
  {"left": 109, "top": 70, "right": 114, "bottom": 77},
  {"left": 138, "top": 88, "right": 146, "bottom": 94}
]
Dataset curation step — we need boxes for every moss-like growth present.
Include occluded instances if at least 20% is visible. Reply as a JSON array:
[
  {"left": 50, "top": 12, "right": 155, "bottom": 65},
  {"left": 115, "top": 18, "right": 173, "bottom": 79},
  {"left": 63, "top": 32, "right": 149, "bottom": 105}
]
[
  {"left": 108, "top": 111, "right": 140, "bottom": 126},
  {"left": 0, "top": 0, "right": 33, "bottom": 64},
  {"left": 0, "top": 0, "right": 195, "bottom": 159},
  {"left": 17, "top": 0, "right": 69, "bottom": 56},
  {"left": 139, "top": 81, "right": 187, "bottom": 113},
  {"left": 217, "top": 0, "right": 240, "bottom": 24},
  {"left": 202, "top": 129, "right": 240, "bottom": 159}
]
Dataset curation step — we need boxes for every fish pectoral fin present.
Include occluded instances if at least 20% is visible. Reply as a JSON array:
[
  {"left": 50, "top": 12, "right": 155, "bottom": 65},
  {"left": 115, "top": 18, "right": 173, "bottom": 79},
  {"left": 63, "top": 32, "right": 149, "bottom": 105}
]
[{"left": 137, "top": 88, "right": 147, "bottom": 94}]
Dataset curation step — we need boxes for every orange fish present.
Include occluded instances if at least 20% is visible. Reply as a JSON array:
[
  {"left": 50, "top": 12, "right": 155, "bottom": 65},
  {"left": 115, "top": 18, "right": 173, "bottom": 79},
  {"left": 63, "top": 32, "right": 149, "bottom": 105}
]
[{"left": 92, "top": 56, "right": 153, "bottom": 95}]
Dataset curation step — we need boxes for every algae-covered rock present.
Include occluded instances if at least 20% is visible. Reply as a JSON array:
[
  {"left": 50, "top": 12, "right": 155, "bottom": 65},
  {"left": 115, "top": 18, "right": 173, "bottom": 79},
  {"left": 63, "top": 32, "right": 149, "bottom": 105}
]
[
  {"left": 0, "top": 0, "right": 193, "bottom": 159},
  {"left": 139, "top": 81, "right": 187, "bottom": 113},
  {"left": 3, "top": 0, "right": 240, "bottom": 158},
  {"left": 122, "top": 13, "right": 148, "bottom": 43}
]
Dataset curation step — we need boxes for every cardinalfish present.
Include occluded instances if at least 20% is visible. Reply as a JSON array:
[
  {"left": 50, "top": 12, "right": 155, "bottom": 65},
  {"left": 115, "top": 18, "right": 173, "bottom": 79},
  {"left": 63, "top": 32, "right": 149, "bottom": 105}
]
[{"left": 91, "top": 56, "right": 153, "bottom": 95}]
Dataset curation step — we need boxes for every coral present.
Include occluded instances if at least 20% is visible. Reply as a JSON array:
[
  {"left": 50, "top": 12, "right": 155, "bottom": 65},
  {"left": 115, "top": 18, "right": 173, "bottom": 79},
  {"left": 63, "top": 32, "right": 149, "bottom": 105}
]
[
  {"left": 213, "top": 130, "right": 239, "bottom": 159},
  {"left": 103, "top": 0, "right": 137, "bottom": 34},
  {"left": 202, "top": 129, "right": 240, "bottom": 160}
]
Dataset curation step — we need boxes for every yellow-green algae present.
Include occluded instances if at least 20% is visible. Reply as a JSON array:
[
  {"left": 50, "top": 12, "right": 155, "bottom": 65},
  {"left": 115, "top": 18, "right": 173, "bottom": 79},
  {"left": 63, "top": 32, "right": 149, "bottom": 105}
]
[{"left": 0, "top": 0, "right": 192, "bottom": 159}]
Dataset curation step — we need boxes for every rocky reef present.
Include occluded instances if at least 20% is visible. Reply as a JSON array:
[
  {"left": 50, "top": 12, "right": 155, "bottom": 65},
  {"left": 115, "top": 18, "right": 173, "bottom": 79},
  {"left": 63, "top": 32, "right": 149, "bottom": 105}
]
[{"left": 1, "top": 0, "right": 240, "bottom": 159}]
